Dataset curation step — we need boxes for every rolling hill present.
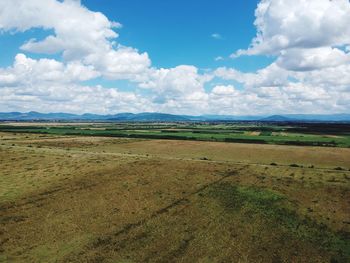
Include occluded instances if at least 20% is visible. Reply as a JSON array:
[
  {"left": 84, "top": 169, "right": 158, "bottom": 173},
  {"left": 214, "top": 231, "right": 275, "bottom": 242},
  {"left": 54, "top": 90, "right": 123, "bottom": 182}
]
[{"left": 0, "top": 111, "right": 349, "bottom": 122}]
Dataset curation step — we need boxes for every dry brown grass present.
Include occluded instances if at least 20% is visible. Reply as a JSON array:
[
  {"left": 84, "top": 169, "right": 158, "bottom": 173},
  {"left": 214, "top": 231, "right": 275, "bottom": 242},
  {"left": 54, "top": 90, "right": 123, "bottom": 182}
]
[
  {"left": 6, "top": 132, "right": 350, "bottom": 168},
  {"left": 0, "top": 132, "right": 349, "bottom": 262},
  {"left": 88, "top": 138, "right": 350, "bottom": 169}
]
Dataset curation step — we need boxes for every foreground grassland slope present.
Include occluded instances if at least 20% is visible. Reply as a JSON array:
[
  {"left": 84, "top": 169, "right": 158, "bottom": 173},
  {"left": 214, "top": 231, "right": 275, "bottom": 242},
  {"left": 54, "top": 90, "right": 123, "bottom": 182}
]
[{"left": 0, "top": 132, "right": 350, "bottom": 262}]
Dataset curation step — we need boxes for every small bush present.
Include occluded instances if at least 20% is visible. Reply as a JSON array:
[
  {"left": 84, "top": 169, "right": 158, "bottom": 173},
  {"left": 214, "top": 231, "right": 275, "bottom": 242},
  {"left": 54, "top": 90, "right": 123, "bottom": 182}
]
[{"left": 270, "top": 162, "right": 277, "bottom": 166}]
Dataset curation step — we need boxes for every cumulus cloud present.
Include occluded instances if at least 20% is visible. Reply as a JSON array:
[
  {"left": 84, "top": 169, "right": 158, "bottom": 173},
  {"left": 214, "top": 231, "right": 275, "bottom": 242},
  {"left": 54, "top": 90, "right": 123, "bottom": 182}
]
[
  {"left": 0, "top": 0, "right": 350, "bottom": 115},
  {"left": 216, "top": 0, "right": 350, "bottom": 114},
  {"left": 215, "top": 60, "right": 350, "bottom": 114},
  {"left": 215, "top": 63, "right": 289, "bottom": 89},
  {"left": 137, "top": 66, "right": 212, "bottom": 115},
  {"left": 0, "top": 0, "right": 117, "bottom": 53},
  {"left": 276, "top": 47, "right": 350, "bottom": 71},
  {"left": 141, "top": 66, "right": 209, "bottom": 93},
  {"left": 0, "top": 54, "right": 149, "bottom": 113},
  {"left": 0, "top": 0, "right": 150, "bottom": 80},
  {"left": 84, "top": 46, "right": 151, "bottom": 81},
  {"left": 0, "top": 54, "right": 100, "bottom": 86},
  {"left": 232, "top": 0, "right": 350, "bottom": 58},
  {"left": 0, "top": 83, "right": 153, "bottom": 114},
  {"left": 211, "top": 85, "right": 237, "bottom": 96}
]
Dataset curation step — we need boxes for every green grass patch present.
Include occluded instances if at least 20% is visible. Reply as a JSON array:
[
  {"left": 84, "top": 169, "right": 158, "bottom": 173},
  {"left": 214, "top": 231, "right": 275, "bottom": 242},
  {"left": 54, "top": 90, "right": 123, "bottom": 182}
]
[
  {"left": 29, "top": 234, "right": 92, "bottom": 263},
  {"left": 207, "top": 183, "right": 350, "bottom": 262}
]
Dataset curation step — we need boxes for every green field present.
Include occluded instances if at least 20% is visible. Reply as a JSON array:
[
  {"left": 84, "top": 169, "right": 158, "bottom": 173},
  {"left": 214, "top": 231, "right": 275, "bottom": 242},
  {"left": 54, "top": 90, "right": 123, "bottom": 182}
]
[{"left": 1, "top": 122, "right": 350, "bottom": 147}]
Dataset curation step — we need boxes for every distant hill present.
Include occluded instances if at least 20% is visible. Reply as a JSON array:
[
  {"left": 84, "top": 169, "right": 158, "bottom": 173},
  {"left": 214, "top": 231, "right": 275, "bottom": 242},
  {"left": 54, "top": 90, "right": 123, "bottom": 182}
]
[
  {"left": 0, "top": 112, "right": 191, "bottom": 122},
  {"left": 108, "top": 113, "right": 189, "bottom": 121},
  {"left": 199, "top": 115, "right": 267, "bottom": 121},
  {"left": 0, "top": 111, "right": 79, "bottom": 121},
  {"left": 259, "top": 115, "right": 296, "bottom": 122},
  {"left": 284, "top": 114, "right": 350, "bottom": 122},
  {"left": 260, "top": 114, "right": 350, "bottom": 122},
  {"left": 0, "top": 112, "right": 349, "bottom": 122}
]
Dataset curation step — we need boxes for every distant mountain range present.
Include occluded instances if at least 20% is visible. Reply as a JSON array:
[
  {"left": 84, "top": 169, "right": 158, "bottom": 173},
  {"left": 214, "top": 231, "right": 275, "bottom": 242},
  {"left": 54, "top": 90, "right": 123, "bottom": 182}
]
[{"left": 0, "top": 111, "right": 350, "bottom": 122}]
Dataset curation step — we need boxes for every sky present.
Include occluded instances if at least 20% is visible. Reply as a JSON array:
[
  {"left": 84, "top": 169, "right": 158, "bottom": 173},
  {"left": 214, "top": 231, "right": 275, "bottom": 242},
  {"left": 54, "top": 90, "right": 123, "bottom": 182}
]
[{"left": 0, "top": 0, "right": 350, "bottom": 115}]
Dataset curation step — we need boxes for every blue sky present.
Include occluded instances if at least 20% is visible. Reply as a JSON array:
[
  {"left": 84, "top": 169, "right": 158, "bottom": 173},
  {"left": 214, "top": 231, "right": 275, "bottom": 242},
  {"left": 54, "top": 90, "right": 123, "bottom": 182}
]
[
  {"left": 83, "top": 0, "right": 272, "bottom": 71},
  {"left": 0, "top": 0, "right": 272, "bottom": 71},
  {"left": 80, "top": 0, "right": 272, "bottom": 92},
  {"left": 0, "top": 0, "right": 349, "bottom": 115}
]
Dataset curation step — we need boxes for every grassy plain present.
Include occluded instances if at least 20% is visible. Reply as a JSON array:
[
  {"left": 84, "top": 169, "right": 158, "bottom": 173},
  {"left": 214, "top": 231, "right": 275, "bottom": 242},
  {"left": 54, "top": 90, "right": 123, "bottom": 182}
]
[
  {"left": 0, "top": 128, "right": 350, "bottom": 262},
  {"left": 1, "top": 121, "right": 350, "bottom": 147}
]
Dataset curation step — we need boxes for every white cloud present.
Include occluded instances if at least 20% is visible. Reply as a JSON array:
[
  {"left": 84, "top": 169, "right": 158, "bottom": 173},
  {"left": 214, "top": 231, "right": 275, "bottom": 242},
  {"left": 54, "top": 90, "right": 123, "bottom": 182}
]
[
  {"left": 137, "top": 65, "right": 212, "bottom": 115},
  {"left": 215, "top": 63, "right": 289, "bottom": 89},
  {"left": 0, "top": 54, "right": 100, "bottom": 86},
  {"left": 0, "top": 0, "right": 150, "bottom": 80},
  {"left": 216, "top": 0, "right": 350, "bottom": 114},
  {"left": 0, "top": 55, "right": 152, "bottom": 114},
  {"left": 0, "top": 53, "right": 213, "bottom": 115},
  {"left": 0, "top": 83, "right": 153, "bottom": 114},
  {"left": 141, "top": 66, "right": 208, "bottom": 93},
  {"left": 84, "top": 46, "right": 151, "bottom": 81},
  {"left": 211, "top": 33, "right": 223, "bottom": 40},
  {"left": 215, "top": 60, "right": 350, "bottom": 114},
  {"left": 276, "top": 47, "right": 350, "bottom": 71},
  {"left": 214, "top": 56, "right": 224, "bottom": 61},
  {"left": 0, "top": 0, "right": 118, "bottom": 52},
  {"left": 232, "top": 0, "right": 350, "bottom": 58},
  {"left": 211, "top": 85, "right": 237, "bottom": 96},
  {"left": 0, "top": 54, "right": 146, "bottom": 114}
]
